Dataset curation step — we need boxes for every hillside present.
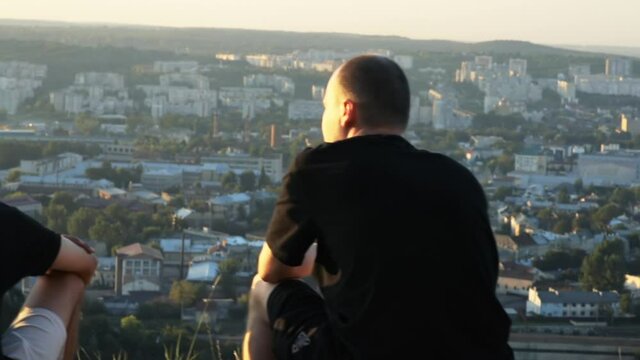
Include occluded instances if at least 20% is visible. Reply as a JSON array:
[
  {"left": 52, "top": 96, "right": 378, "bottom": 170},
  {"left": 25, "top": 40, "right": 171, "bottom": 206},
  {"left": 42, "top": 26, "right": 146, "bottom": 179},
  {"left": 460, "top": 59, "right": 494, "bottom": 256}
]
[{"left": 0, "top": 19, "right": 603, "bottom": 57}]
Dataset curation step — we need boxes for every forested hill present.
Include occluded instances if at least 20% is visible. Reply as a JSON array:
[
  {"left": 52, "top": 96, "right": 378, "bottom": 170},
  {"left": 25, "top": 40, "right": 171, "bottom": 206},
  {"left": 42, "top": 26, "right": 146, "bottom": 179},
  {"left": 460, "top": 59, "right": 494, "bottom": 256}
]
[{"left": 0, "top": 19, "right": 601, "bottom": 56}]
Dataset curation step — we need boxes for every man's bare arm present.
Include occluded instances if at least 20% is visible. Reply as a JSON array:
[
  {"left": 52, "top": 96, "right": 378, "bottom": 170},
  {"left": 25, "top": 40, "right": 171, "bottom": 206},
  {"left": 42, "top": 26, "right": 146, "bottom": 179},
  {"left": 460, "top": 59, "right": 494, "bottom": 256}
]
[
  {"left": 50, "top": 235, "right": 98, "bottom": 285},
  {"left": 257, "top": 242, "right": 317, "bottom": 283}
]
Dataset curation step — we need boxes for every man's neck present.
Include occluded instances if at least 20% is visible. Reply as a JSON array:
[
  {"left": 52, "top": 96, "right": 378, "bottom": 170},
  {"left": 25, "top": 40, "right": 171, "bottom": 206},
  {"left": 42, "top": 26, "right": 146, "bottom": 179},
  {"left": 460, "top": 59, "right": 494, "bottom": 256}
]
[{"left": 346, "top": 127, "right": 404, "bottom": 139}]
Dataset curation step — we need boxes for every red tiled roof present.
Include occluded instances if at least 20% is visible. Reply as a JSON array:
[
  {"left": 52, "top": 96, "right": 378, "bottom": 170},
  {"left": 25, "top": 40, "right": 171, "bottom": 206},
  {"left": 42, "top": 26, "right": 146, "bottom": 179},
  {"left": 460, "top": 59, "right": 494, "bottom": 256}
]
[
  {"left": 116, "top": 243, "right": 163, "bottom": 260},
  {"left": 499, "top": 261, "right": 535, "bottom": 281},
  {"left": 495, "top": 233, "right": 537, "bottom": 248}
]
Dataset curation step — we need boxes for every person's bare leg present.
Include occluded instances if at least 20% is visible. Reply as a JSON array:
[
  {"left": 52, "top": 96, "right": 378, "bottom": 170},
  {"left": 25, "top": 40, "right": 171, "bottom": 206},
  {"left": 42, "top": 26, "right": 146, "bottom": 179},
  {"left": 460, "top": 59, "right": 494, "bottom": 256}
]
[
  {"left": 242, "top": 275, "right": 277, "bottom": 360},
  {"left": 62, "top": 294, "right": 83, "bottom": 360},
  {"left": 23, "top": 271, "right": 86, "bottom": 360}
]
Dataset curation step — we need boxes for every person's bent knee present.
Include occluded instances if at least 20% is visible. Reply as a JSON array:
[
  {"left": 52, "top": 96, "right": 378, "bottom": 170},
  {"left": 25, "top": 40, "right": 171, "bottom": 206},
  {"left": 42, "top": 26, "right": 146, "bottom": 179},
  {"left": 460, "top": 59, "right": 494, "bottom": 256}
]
[
  {"left": 250, "top": 274, "right": 276, "bottom": 301},
  {"left": 249, "top": 274, "right": 278, "bottom": 316}
]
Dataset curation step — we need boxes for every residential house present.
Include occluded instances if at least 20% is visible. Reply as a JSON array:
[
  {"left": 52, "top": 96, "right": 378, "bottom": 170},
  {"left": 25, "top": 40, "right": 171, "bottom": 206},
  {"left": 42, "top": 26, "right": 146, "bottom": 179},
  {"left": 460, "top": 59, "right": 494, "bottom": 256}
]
[
  {"left": 174, "top": 207, "right": 213, "bottom": 230},
  {"left": 210, "top": 193, "right": 251, "bottom": 220},
  {"left": 115, "top": 243, "right": 163, "bottom": 296},
  {"left": 159, "top": 238, "right": 219, "bottom": 282},
  {"left": 497, "top": 262, "right": 535, "bottom": 296},
  {"left": 98, "top": 187, "right": 127, "bottom": 200},
  {"left": 526, "top": 287, "right": 620, "bottom": 318},
  {"left": 223, "top": 236, "right": 264, "bottom": 272},
  {"left": 186, "top": 257, "right": 220, "bottom": 283},
  {"left": 495, "top": 233, "right": 546, "bottom": 259},
  {"left": 0, "top": 194, "right": 42, "bottom": 217},
  {"left": 93, "top": 256, "right": 116, "bottom": 289}
]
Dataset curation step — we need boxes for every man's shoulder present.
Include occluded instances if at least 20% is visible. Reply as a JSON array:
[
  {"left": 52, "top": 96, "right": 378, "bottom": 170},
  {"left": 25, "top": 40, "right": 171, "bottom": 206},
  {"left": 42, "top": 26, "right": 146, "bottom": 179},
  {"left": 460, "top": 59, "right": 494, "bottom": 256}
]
[
  {"left": 296, "top": 135, "right": 417, "bottom": 162},
  {"left": 0, "top": 202, "right": 22, "bottom": 220},
  {"left": 293, "top": 137, "right": 478, "bottom": 186}
]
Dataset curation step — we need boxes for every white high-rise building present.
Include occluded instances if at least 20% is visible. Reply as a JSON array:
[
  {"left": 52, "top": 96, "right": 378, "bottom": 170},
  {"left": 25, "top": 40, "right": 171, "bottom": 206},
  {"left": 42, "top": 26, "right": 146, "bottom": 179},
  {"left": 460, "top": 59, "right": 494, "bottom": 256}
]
[
  {"left": 606, "top": 57, "right": 632, "bottom": 77},
  {"left": 568, "top": 64, "right": 591, "bottom": 80},
  {"left": 474, "top": 56, "right": 493, "bottom": 70},
  {"left": 153, "top": 61, "right": 199, "bottom": 73},
  {"left": 509, "top": 59, "right": 527, "bottom": 77},
  {"left": 556, "top": 80, "right": 577, "bottom": 104},
  {"left": 0, "top": 61, "right": 47, "bottom": 115},
  {"left": 311, "top": 85, "right": 325, "bottom": 100},
  {"left": 393, "top": 55, "right": 414, "bottom": 70}
]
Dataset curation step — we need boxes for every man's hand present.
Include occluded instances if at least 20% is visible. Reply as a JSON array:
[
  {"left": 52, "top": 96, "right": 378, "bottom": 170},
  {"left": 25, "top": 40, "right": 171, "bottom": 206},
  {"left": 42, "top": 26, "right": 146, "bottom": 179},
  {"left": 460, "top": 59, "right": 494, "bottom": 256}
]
[{"left": 63, "top": 234, "right": 95, "bottom": 254}]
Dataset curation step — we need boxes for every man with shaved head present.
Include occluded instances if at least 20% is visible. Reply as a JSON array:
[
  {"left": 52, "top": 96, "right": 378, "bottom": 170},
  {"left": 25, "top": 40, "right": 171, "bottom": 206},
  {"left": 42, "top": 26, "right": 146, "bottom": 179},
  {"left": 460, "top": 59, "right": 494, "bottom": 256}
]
[{"left": 243, "top": 55, "right": 513, "bottom": 360}]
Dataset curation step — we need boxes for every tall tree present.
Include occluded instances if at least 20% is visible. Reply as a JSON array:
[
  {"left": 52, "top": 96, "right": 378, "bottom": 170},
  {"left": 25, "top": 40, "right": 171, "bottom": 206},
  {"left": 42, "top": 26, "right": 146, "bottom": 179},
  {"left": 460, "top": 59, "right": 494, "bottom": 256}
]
[
  {"left": 239, "top": 171, "right": 257, "bottom": 192},
  {"left": 580, "top": 239, "right": 627, "bottom": 291},
  {"left": 45, "top": 204, "right": 68, "bottom": 233},
  {"left": 221, "top": 172, "right": 239, "bottom": 192},
  {"left": 89, "top": 216, "right": 127, "bottom": 248},
  {"left": 591, "top": 204, "right": 623, "bottom": 229},
  {"left": 49, "top": 191, "right": 77, "bottom": 213},
  {"left": 557, "top": 187, "right": 570, "bottom": 203},
  {"left": 572, "top": 213, "right": 591, "bottom": 232},
  {"left": 609, "top": 188, "right": 635, "bottom": 210},
  {"left": 258, "top": 166, "right": 272, "bottom": 188},
  {"left": 552, "top": 217, "right": 572, "bottom": 234},
  {"left": 67, "top": 207, "right": 100, "bottom": 238}
]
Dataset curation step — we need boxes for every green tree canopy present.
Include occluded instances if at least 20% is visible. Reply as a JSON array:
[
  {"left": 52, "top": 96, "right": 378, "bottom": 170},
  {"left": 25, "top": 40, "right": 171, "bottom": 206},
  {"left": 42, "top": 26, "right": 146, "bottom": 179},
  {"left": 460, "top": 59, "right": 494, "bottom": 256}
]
[
  {"left": 120, "top": 314, "right": 142, "bottom": 331},
  {"left": 552, "top": 217, "right": 572, "bottom": 234},
  {"left": 557, "top": 186, "right": 570, "bottom": 203},
  {"left": 239, "top": 171, "right": 257, "bottom": 192},
  {"left": 89, "top": 215, "right": 127, "bottom": 248},
  {"left": 6, "top": 169, "right": 20, "bottom": 182},
  {"left": 49, "top": 191, "right": 77, "bottom": 213},
  {"left": 169, "top": 280, "right": 207, "bottom": 307},
  {"left": 67, "top": 207, "right": 100, "bottom": 238},
  {"left": 45, "top": 204, "right": 68, "bottom": 233},
  {"left": 591, "top": 204, "right": 623, "bottom": 229},
  {"left": 572, "top": 213, "right": 592, "bottom": 232},
  {"left": 221, "top": 172, "right": 239, "bottom": 192},
  {"left": 609, "top": 188, "right": 635, "bottom": 209},
  {"left": 580, "top": 239, "right": 627, "bottom": 292},
  {"left": 258, "top": 166, "right": 272, "bottom": 188},
  {"left": 533, "top": 249, "right": 587, "bottom": 271},
  {"left": 74, "top": 113, "right": 100, "bottom": 135}
]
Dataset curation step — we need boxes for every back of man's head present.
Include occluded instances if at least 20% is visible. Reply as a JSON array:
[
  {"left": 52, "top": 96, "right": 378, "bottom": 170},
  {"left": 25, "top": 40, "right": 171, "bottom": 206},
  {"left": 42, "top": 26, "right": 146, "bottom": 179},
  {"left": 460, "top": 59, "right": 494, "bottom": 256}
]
[{"left": 338, "top": 55, "right": 410, "bottom": 129}]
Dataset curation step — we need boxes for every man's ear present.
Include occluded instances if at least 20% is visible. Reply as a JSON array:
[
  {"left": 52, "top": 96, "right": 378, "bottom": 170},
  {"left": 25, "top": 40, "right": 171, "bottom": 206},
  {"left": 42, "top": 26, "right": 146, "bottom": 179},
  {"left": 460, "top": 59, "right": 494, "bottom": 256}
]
[{"left": 340, "top": 100, "right": 356, "bottom": 128}]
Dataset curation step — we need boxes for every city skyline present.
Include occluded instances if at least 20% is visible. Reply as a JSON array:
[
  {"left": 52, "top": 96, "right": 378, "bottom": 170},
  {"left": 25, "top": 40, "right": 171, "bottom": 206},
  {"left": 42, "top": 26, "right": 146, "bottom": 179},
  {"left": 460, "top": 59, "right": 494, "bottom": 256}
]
[{"left": 0, "top": 0, "right": 639, "bottom": 48}]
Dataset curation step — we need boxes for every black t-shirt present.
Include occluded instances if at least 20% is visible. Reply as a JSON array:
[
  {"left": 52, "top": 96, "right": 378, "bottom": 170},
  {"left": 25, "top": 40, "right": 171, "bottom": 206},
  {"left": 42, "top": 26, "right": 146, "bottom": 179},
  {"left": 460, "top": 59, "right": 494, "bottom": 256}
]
[
  {"left": 266, "top": 135, "right": 513, "bottom": 359},
  {"left": 1, "top": 202, "right": 61, "bottom": 358}
]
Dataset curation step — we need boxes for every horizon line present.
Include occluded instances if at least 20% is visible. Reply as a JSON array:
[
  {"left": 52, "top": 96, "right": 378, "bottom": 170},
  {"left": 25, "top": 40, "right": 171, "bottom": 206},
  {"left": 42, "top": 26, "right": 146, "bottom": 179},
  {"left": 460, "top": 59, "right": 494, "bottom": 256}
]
[{"left": 2, "top": 17, "right": 639, "bottom": 51}]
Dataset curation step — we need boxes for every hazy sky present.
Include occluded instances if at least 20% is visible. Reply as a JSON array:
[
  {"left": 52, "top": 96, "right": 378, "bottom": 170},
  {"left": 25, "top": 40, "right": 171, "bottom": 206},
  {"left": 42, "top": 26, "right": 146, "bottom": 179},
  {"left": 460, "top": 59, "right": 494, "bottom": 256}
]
[{"left": 1, "top": 0, "right": 639, "bottom": 47}]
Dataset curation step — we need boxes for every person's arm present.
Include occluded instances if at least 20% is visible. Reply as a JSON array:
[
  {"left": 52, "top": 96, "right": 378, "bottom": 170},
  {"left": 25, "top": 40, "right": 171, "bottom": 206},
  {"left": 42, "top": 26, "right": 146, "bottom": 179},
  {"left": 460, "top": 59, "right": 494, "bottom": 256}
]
[
  {"left": 261, "top": 148, "right": 319, "bottom": 283},
  {"left": 50, "top": 235, "right": 98, "bottom": 285},
  {"left": 258, "top": 242, "right": 316, "bottom": 283}
]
